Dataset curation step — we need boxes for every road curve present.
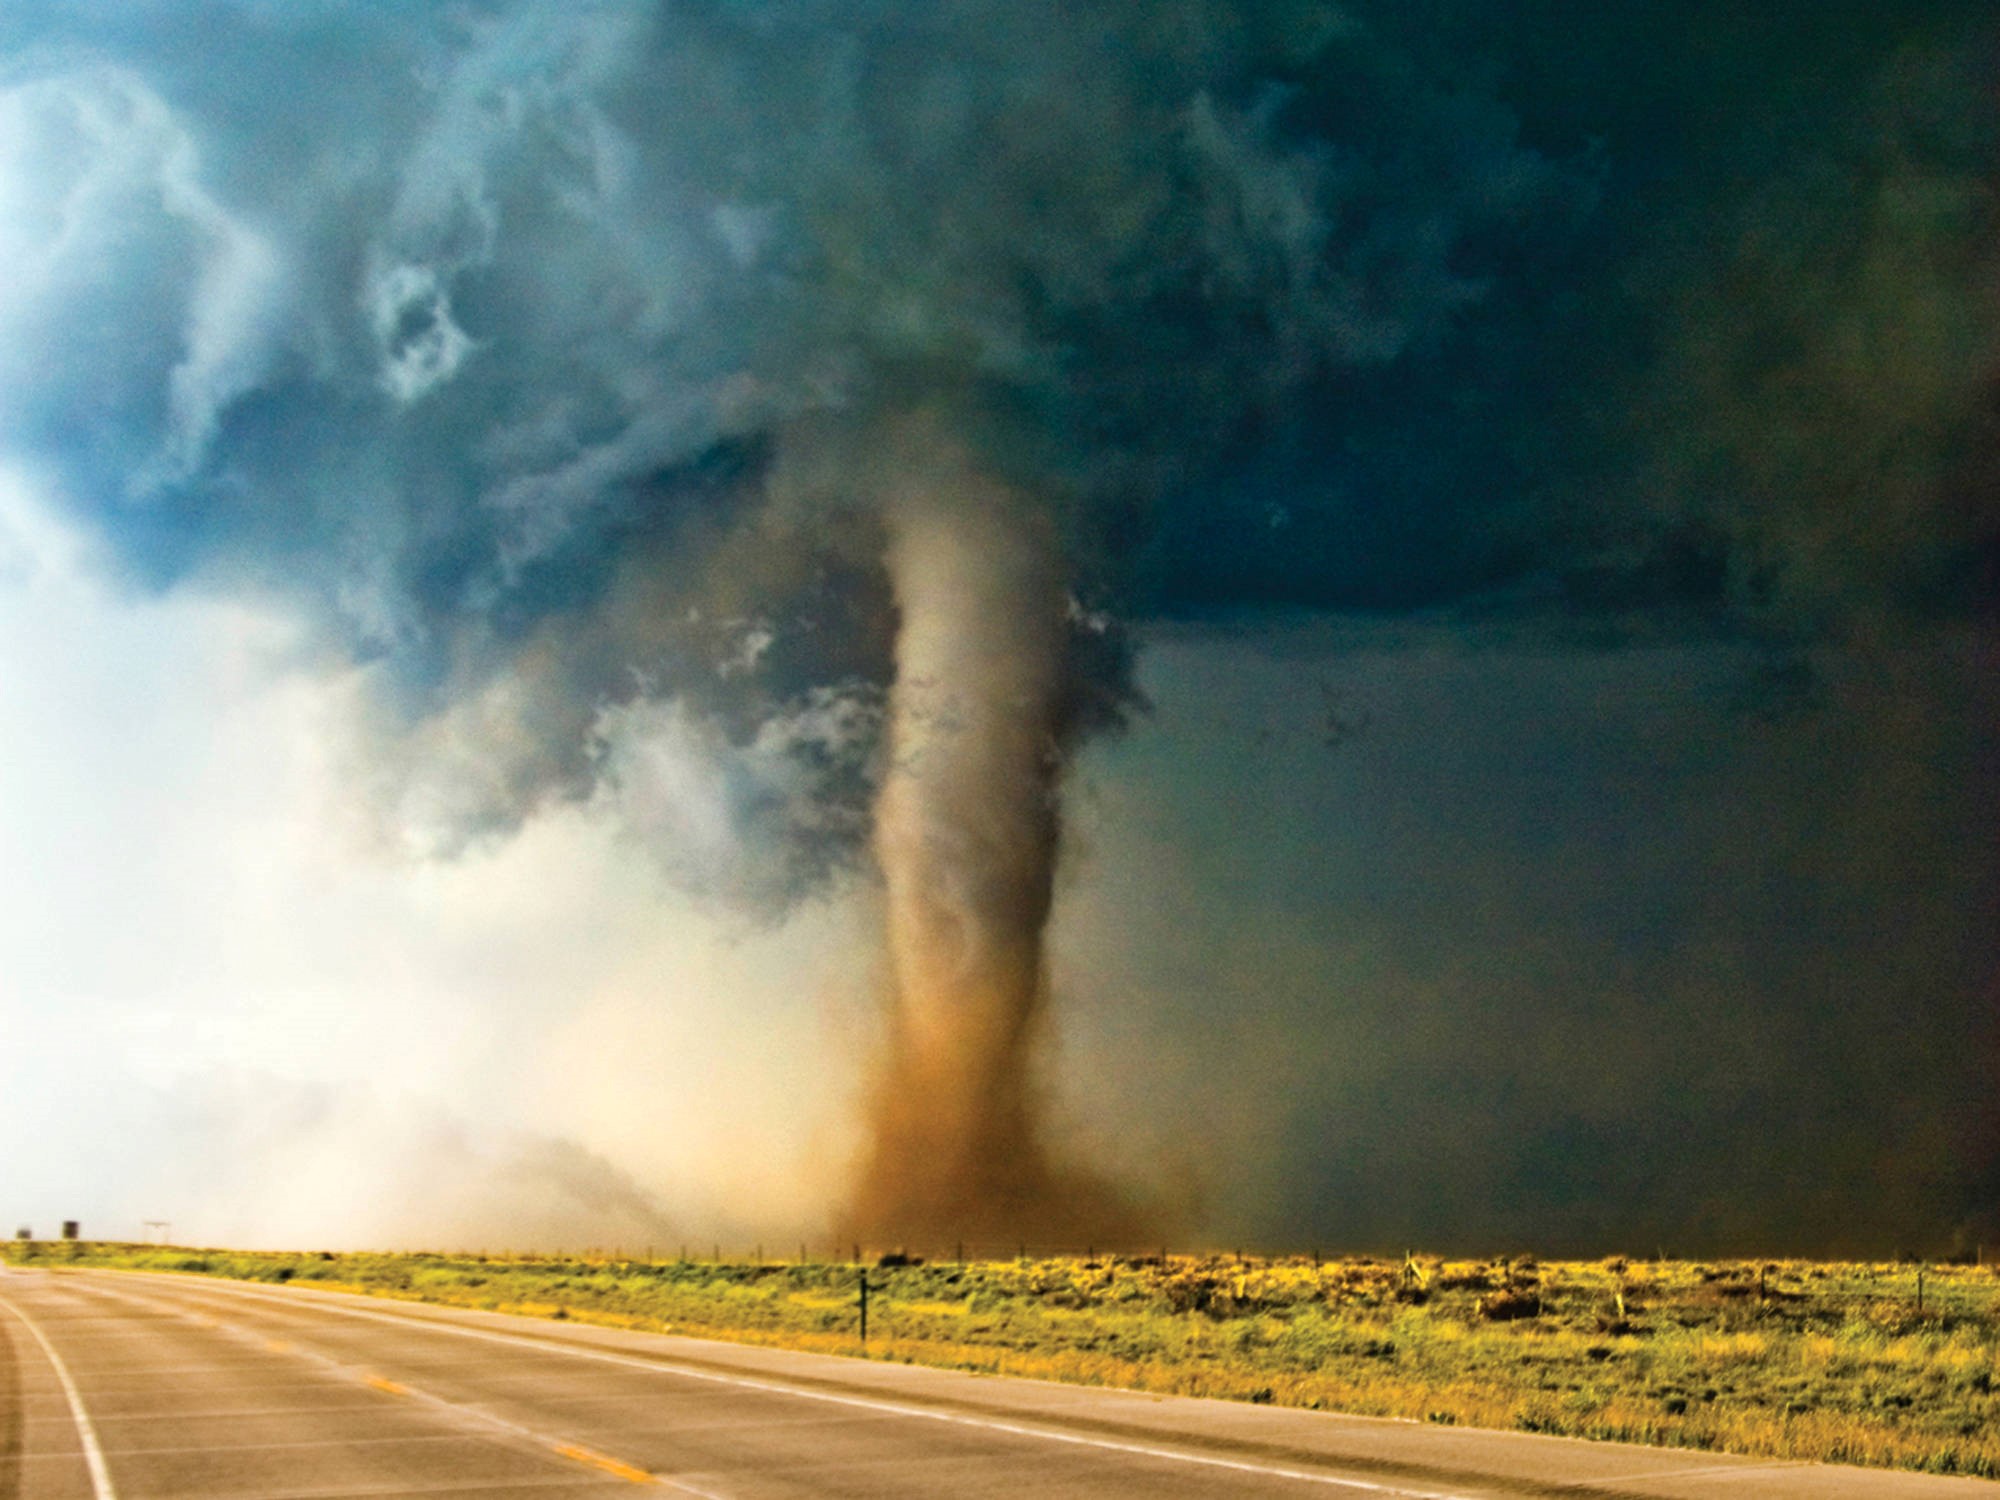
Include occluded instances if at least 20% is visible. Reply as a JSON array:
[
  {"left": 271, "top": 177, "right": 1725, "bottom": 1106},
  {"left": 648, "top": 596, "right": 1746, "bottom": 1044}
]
[{"left": 0, "top": 1264, "right": 1991, "bottom": 1500}]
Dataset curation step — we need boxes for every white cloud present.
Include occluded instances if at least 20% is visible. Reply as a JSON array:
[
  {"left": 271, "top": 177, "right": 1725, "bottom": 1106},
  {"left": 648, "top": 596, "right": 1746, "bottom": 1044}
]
[
  {"left": 0, "top": 489, "right": 864, "bottom": 1246},
  {"left": 366, "top": 258, "right": 478, "bottom": 404},
  {"left": 0, "top": 67, "right": 291, "bottom": 488}
]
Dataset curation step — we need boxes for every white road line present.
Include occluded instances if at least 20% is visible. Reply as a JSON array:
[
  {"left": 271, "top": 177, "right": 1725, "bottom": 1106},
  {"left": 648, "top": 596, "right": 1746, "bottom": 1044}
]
[
  {"left": 122, "top": 1275, "right": 1480, "bottom": 1499},
  {"left": 0, "top": 1288, "right": 121, "bottom": 1500}
]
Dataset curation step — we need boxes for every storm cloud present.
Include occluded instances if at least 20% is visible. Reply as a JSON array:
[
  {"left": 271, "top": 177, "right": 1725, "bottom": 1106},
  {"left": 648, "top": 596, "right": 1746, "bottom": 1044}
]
[{"left": 0, "top": 0, "right": 1602, "bottom": 876}]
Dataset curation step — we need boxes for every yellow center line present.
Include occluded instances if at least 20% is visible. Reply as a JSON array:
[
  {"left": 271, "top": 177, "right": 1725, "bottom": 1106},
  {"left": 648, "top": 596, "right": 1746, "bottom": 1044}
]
[
  {"left": 87, "top": 1278, "right": 676, "bottom": 1492},
  {"left": 553, "top": 1443, "right": 659, "bottom": 1485}
]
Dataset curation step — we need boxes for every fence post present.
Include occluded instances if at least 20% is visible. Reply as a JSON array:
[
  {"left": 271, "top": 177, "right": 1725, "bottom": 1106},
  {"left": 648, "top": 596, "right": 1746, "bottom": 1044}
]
[{"left": 859, "top": 1269, "right": 870, "bottom": 1347}]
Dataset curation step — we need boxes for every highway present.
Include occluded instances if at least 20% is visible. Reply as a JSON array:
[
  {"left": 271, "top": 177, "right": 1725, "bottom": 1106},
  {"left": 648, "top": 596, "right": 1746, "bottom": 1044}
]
[{"left": 0, "top": 1265, "right": 1992, "bottom": 1499}]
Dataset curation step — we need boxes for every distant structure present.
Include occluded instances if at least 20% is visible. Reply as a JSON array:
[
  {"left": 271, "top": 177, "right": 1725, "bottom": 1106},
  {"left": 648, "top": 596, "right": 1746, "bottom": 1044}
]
[
  {"left": 142, "top": 1220, "right": 172, "bottom": 1245},
  {"left": 13, "top": 1226, "right": 28, "bottom": 1241},
  {"left": 60, "top": 1220, "right": 79, "bottom": 1241}
]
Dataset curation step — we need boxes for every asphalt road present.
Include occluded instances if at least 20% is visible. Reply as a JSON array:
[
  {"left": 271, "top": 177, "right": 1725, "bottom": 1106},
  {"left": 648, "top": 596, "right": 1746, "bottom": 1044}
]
[{"left": 0, "top": 1265, "right": 1992, "bottom": 1499}]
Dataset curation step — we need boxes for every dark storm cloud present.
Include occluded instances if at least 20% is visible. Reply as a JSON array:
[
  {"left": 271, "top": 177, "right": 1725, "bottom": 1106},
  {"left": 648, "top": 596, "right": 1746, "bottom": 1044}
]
[
  {"left": 1138, "top": 8, "right": 2000, "bottom": 626},
  {"left": 1059, "top": 624, "right": 1999, "bottom": 1256},
  {"left": 3, "top": 3, "right": 1993, "bottom": 892},
  {"left": 1, "top": 0, "right": 1608, "bottom": 899}
]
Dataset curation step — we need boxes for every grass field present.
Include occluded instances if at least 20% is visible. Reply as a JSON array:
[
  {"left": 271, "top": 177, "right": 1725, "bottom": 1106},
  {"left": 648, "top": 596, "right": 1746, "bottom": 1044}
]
[{"left": 8, "top": 1240, "right": 1995, "bottom": 1478}]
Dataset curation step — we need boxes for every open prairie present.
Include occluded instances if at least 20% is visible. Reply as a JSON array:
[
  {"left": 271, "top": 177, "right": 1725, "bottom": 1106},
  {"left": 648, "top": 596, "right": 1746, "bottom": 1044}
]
[{"left": 11, "top": 1241, "right": 1995, "bottom": 1480}]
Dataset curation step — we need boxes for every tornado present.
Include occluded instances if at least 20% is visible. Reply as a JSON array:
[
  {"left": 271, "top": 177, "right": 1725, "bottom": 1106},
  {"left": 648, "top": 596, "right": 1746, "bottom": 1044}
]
[{"left": 845, "top": 440, "right": 1075, "bottom": 1240}]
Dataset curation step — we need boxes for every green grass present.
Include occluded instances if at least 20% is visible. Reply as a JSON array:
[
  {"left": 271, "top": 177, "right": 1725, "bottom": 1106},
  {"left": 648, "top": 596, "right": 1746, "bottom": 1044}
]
[{"left": 9, "top": 1240, "right": 1996, "bottom": 1478}]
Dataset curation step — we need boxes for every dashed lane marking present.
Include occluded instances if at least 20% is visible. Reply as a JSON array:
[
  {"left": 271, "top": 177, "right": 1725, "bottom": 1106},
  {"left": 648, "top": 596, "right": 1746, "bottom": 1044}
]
[
  {"left": 554, "top": 1443, "right": 660, "bottom": 1485},
  {"left": 70, "top": 1277, "right": 691, "bottom": 1493}
]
